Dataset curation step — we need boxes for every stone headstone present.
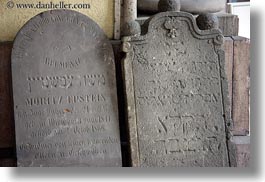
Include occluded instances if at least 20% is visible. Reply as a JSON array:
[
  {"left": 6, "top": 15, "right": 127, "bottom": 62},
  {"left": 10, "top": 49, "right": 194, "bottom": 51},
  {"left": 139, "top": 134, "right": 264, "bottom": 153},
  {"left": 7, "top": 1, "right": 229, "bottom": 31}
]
[
  {"left": 12, "top": 10, "right": 122, "bottom": 167},
  {"left": 122, "top": 11, "right": 230, "bottom": 167}
]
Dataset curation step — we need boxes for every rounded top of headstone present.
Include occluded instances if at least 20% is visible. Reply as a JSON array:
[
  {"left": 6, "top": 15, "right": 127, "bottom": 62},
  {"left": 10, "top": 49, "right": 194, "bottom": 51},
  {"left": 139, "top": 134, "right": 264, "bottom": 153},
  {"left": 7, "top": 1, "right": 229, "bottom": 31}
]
[
  {"left": 11, "top": 9, "right": 121, "bottom": 167},
  {"left": 158, "top": 0, "right": 181, "bottom": 12},
  {"left": 12, "top": 9, "right": 114, "bottom": 66},
  {"left": 14, "top": 9, "right": 104, "bottom": 40},
  {"left": 196, "top": 13, "right": 219, "bottom": 30}
]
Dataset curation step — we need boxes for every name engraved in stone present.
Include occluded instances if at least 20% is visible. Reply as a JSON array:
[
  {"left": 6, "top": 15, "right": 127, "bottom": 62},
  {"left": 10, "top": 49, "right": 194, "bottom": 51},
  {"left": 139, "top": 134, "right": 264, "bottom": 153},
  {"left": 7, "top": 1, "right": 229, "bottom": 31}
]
[
  {"left": 67, "top": 94, "right": 106, "bottom": 104},
  {"left": 25, "top": 94, "right": 106, "bottom": 106}
]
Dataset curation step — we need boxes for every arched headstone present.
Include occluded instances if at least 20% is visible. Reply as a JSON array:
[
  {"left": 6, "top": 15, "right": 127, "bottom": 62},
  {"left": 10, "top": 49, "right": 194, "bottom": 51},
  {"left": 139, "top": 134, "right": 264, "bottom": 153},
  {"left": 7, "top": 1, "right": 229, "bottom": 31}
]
[{"left": 12, "top": 10, "right": 122, "bottom": 167}]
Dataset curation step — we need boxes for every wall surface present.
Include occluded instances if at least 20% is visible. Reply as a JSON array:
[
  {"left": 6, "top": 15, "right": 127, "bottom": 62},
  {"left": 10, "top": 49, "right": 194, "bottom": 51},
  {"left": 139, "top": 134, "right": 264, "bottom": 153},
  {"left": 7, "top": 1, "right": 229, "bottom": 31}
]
[{"left": 0, "top": 0, "right": 114, "bottom": 41}]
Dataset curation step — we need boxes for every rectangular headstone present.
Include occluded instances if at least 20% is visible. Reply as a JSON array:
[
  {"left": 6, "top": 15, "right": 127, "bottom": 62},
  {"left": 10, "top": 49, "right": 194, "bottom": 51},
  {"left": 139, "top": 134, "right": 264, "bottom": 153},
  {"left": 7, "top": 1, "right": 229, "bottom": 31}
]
[
  {"left": 122, "top": 12, "right": 230, "bottom": 167},
  {"left": 12, "top": 10, "right": 122, "bottom": 167}
]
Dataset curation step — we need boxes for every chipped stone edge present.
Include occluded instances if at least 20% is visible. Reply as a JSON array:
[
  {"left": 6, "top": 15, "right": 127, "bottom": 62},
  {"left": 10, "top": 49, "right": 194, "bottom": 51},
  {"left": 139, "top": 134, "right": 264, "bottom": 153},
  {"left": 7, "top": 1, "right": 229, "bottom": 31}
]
[{"left": 122, "top": 11, "right": 232, "bottom": 167}]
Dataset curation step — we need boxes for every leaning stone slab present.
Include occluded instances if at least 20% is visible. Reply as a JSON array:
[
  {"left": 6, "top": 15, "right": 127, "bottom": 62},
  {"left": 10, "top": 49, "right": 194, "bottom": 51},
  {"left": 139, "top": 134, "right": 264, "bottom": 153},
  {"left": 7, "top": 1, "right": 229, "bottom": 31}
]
[
  {"left": 122, "top": 11, "right": 230, "bottom": 167},
  {"left": 12, "top": 10, "right": 122, "bottom": 167}
]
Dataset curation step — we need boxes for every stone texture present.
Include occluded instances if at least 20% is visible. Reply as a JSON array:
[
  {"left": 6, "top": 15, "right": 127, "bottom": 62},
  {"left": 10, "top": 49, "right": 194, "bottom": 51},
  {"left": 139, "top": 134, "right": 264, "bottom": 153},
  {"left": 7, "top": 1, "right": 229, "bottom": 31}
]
[
  {"left": 229, "top": 136, "right": 250, "bottom": 167},
  {"left": 12, "top": 10, "right": 122, "bottom": 167},
  {"left": 0, "top": 42, "right": 15, "bottom": 149},
  {"left": 138, "top": 0, "right": 226, "bottom": 14},
  {"left": 122, "top": 11, "right": 230, "bottom": 167},
  {"left": 231, "top": 36, "right": 250, "bottom": 136}
]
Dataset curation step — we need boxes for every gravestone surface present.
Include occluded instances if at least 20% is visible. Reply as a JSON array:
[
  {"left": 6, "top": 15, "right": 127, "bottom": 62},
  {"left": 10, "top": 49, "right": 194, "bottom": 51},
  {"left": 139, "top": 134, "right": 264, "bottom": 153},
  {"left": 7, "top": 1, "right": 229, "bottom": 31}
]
[
  {"left": 12, "top": 10, "right": 122, "bottom": 167},
  {"left": 122, "top": 11, "right": 230, "bottom": 167}
]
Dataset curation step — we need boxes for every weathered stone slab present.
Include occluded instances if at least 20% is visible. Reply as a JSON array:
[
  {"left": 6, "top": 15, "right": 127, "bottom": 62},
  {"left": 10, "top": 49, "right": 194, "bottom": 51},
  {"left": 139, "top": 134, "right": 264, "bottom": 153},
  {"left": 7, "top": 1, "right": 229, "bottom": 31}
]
[
  {"left": 12, "top": 10, "right": 122, "bottom": 167},
  {"left": 122, "top": 11, "right": 230, "bottom": 167}
]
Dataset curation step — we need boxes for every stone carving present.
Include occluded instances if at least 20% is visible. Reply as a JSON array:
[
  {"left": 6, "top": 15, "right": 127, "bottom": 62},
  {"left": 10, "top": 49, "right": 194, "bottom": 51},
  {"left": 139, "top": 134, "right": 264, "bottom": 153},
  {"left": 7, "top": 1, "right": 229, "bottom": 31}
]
[
  {"left": 122, "top": 11, "right": 230, "bottom": 167},
  {"left": 12, "top": 10, "right": 122, "bottom": 167},
  {"left": 138, "top": 0, "right": 226, "bottom": 14}
]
